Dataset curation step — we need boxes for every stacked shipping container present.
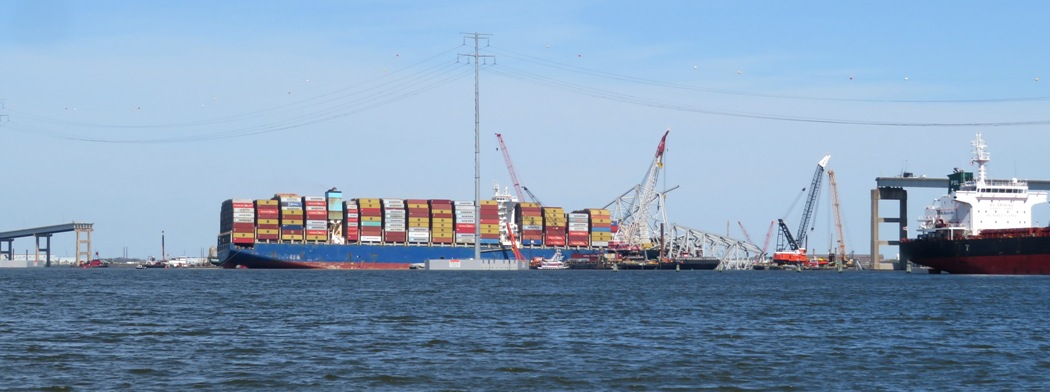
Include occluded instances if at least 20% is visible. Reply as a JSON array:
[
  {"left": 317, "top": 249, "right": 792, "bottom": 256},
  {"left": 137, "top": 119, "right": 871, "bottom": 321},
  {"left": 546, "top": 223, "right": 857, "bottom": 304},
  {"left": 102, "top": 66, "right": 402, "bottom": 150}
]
[
  {"left": 430, "top": 199, "right": 454, "bottom": 244},
  {"left": 222, "top": 189, "right": 623, "bottom": 251},
  {"left": 586, "top": 209, "right": 613, "bottom": 247},
  {"left": 406, "top": 199, "right": 430, "bottom": 244},
  {"left": 277, "top": 194, "right": 304, "bottom": 241},
  {"left": 454, "top": 201, "right": 476, "bottom": 244},
  {"left": 567, "top": 212, "right": 590, "bottom": 246},
  {"left": 303, "top": 196, "right": 327, "bottom": 242},
  {"left": 219, "top": 199, "right": 256, "bottom": 245},
  {"left": 515, "top": 202, "right": 543, "bottom": 246},
  {"left": 345, "top": 200, "right": 360, "bottom": 243},
  {"left": 255, "top": 199, "right": 280, "bottom": 241},
  {"left": 479, "top": 200, "right": 500, "bottom": 245},
  {"left": 542, "top": 207, "right": 567, "bottom": 246},
  {"left": 382, "top": 198, "right": 406, "bottom": 243},
  {"left": 358, "top": 198, "right": 382, "bottom": 242}
]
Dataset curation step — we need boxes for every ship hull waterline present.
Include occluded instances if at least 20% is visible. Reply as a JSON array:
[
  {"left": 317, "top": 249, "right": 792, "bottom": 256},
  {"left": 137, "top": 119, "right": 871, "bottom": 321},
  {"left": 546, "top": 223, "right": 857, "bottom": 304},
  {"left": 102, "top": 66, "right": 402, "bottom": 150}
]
[
  {"left": 219, "top": 242, "right": 605, "bottom": 270},
  {"left": 902, "top": 236, "right": 1050, "bottom": 275}
]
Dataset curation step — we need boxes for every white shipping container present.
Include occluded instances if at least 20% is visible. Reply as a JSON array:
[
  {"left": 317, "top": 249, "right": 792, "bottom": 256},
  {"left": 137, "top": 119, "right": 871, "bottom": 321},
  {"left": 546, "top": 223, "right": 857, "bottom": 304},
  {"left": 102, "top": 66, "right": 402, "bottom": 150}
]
[
  {"left": 233, "top": 212, "right": 255, "bottom": 219},
  {"left": 305, "top": 205, "right": 326, "bottom": 211},
  {"left": 454, "top": 200, "right": 475, "bottom": 206},
  {"left": 455, "top": 218, "right": 476, "bottom": 224},
  {"left": 233, "top": 217, "right": 255, "bottom": 223},
  {"left": 385, "top": 218, "right": 406, "bottom": 224},
  {"left": 522, "top": 225, "right": 543, "bottom": 231},
  {"left": 361, "top": 235, "right": 382, "bottom": 242},
  {"left": 591, "top": 241, "right": 610, "bottom": 247},
  {"left": 233, "top": 207, "right": 254, "bottom": 214},
  {"left": 303, "top": 196, "right": 324, "bottom": 202},
  {"left": 408, "top": 227, "right": 430, "bottom": 233},
  {"left": 232, "top": 198, "right": 254, "bottom": 204}
]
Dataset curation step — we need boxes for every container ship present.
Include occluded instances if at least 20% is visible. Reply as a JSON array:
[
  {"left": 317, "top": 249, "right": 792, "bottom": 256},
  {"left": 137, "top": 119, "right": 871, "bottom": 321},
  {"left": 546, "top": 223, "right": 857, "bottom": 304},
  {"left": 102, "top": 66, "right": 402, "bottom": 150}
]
[
  {"left": 900, "top": 133, "right": 1050, "bottom": 274},
  {"left": 216, "top": 185, "right": 613, "bottom": 269}
]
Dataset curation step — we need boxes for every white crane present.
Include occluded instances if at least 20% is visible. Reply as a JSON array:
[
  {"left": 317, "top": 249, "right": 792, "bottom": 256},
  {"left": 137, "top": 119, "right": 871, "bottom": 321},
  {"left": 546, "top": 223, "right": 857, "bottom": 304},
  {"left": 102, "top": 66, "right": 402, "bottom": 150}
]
[{"left": 612, "top": 130, "right": 670, "bottom": 250}]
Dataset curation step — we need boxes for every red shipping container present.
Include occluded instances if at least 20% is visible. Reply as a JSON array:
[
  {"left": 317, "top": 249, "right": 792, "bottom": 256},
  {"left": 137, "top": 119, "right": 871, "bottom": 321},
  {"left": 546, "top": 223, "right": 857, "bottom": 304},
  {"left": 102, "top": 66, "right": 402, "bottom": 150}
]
[{"left": 232, "top": 222, "right": 255, "bottom": 230}]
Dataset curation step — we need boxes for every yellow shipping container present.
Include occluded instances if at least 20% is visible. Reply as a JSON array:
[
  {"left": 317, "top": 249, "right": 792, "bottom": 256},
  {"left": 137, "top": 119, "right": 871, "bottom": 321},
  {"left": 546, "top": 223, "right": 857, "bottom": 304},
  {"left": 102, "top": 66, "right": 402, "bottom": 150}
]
[
  {"left": 305, "top": 235, "right": 327, "bottom": 241},
  {"left": 431, "top": 209, "right": 452, "bottom": 215},
  {"left": 257, "top": 219, "right": 279, "bottom": 225},
  {"left": 282, "top": 219, "right": 304, "bottom": 225},
  {"left": 256, "top": 199, "right": 278, "bottom": 206},
  {"left": 522, "top": 217, "right": 543, "bottom": 225},
  {"left": 432, "top": 222, "right": 453, "bottom": 229},
  {"left": 480, "top": 200, "right": 498, "bottom": 206},
  {"left": 281, "top": 234, "right": 304, "bottom": 241},
  {"left": 362, "top": 216, "right": 382, "bottom": 222},
  {"left": 590, "top": 218, "right": 611, "bottom": 225},
  {"left": 232, "top": 232, "right": 255, "bottom": 239},
  {"left": 257, "top": 229, "right": 279, "bottom": 235}
]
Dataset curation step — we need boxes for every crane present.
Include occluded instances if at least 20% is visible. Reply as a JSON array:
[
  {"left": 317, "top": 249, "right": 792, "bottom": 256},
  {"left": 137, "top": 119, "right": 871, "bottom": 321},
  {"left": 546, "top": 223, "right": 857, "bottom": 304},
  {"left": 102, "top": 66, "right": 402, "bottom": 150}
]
[
  {"left": 827, "top": 170, "right": 854, "bottom": 269},
  {"left": 522, "top": 186, "right": 543, "bottom": 206},
  {"left": 612, "top": 130, "right": 670, "bottom": 250},
  {"left": 495, "top": 133, "right": 526, "bottom": 202},
  {"left": 738, "top": 221, "right": 756, "bottom": 246},
  {"left": 773, "top": 154, "right": 830, "bottom": 264},
  {"left": 757, "top": 220, "right": 776, "bottom": 264}
]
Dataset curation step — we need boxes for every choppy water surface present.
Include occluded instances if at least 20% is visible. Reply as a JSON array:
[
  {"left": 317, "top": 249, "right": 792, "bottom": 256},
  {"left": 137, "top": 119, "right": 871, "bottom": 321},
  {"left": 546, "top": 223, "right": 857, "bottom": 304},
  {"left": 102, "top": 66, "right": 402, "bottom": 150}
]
[{"left": 1, "top": 268, "right": 1049, "bottom": 390}]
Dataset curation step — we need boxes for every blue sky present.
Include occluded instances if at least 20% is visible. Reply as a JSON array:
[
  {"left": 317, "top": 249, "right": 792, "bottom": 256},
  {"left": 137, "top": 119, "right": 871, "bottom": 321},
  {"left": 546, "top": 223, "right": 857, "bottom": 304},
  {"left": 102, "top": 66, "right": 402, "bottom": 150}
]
[{"left": 2, "top": 0, "right": 1049, "bottom": 259}]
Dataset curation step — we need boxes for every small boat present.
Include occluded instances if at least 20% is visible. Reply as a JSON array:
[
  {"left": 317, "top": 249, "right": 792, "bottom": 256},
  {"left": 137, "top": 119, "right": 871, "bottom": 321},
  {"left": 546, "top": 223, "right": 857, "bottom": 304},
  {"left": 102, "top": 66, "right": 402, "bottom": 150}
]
[
  {"left": 537, "top": 250, "right": 569, "bottom": 270},
  {"left": 135, "top": 264, "right": 146, "bottom": 269}
]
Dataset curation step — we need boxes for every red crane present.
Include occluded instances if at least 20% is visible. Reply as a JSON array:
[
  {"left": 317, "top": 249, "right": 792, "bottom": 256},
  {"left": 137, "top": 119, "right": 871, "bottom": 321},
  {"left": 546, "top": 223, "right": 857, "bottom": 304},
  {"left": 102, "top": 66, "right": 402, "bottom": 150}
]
[{"left": 495, "top": 133, "right": 526, "bottom": 202}]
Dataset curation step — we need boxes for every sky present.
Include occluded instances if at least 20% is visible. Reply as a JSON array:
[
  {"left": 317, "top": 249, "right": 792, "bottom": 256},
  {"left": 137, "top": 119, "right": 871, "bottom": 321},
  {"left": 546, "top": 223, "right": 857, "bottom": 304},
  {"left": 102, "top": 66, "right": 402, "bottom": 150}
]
[{"left": 2, "top": 0, "right": 1049, "bottom": 260}]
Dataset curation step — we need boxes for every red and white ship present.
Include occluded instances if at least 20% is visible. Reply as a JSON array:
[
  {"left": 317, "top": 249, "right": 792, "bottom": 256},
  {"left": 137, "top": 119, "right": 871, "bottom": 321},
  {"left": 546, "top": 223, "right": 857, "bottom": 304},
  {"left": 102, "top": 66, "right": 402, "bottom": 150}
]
[{"left": 901, "top": 133, "right": 1050, "bottom": 274}]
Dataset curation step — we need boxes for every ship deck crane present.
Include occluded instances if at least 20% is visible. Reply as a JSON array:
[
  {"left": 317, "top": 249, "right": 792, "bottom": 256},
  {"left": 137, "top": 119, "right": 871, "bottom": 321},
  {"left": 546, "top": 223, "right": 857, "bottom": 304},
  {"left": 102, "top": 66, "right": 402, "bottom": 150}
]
[
  {"left": 774, "top": 154, "right": 830, "bottom": 264},
  {"left": 495, "top": 133, "right": 527, "bottom": 203},
  {"left": 522, "top": 186, "right": 543, "bottom": 206}
]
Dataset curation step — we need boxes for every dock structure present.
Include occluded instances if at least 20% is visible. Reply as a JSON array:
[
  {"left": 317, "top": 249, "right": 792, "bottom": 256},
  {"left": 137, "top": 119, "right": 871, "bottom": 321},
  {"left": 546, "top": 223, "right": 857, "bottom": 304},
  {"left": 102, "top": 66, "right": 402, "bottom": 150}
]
[
  {"left": 0, "top": 223, "right": 94, "bottom": 267},
  {"left": 871, "top": 177, "right": 1050, "bottom": 270}
]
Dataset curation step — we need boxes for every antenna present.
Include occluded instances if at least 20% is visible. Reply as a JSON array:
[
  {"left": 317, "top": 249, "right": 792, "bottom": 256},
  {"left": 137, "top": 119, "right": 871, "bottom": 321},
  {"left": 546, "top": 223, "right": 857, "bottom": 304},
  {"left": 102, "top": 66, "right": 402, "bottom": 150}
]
[{"left": 458, "top": 33, "right": 495, "bottom": 261}]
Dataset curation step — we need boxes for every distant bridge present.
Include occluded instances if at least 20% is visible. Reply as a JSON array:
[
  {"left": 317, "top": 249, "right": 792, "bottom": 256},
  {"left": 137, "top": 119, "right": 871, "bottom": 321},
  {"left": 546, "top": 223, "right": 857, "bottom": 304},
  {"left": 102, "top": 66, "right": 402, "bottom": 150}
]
[{"left": 0, "top": 223, "right": 94, "bottom": 267}]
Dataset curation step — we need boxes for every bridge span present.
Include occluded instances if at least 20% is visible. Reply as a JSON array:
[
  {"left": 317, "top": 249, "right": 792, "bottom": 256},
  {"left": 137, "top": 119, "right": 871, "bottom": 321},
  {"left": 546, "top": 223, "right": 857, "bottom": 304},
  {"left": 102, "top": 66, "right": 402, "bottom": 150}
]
[{"left": 0, "top": 223, "right": 94, "bottom": 267}]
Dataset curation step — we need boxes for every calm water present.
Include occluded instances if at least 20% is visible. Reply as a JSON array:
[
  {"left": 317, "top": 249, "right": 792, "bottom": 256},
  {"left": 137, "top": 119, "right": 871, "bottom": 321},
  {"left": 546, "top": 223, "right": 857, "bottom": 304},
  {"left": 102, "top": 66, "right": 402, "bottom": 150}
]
[{"left": 1, "top": 268, "right": 1048, "bottom": 391}]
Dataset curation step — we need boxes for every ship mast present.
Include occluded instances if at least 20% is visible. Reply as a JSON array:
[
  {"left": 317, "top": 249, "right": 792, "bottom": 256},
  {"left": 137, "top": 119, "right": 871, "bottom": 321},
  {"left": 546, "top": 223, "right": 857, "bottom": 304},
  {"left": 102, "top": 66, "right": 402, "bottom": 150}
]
[{"left": 971, "top": 132, "right": 989, "bottom": 185}]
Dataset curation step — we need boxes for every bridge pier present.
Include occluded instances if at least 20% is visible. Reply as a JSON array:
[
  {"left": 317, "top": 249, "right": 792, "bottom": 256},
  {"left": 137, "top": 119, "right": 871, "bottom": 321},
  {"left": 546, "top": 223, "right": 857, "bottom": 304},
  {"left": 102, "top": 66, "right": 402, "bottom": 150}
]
[
  {"left": 870, "top": 187, "right": 907, "bottom": 270},
  {"left": 1, "top": 239, "right": 12, "bottom": 261},
  {"left": 35, "top": 234, "right": 52, "bottom": 267}
]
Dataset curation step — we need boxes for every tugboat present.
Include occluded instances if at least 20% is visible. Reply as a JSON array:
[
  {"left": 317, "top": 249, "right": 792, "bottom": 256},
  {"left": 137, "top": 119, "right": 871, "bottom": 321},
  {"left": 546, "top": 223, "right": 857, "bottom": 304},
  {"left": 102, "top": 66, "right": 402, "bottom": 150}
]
[
  {"left": 80, "top": 252, "right": 108, "bottom": 268},
  {"left": 900, "top": 133, "right": 1050, "bottom": 274}
]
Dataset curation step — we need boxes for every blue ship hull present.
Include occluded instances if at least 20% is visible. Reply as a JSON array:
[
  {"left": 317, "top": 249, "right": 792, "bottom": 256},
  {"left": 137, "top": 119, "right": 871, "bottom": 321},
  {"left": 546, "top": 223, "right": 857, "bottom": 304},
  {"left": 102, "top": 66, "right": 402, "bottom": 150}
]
[{"left": 218, "top": 242, "right": 603, "bottom": 269}]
